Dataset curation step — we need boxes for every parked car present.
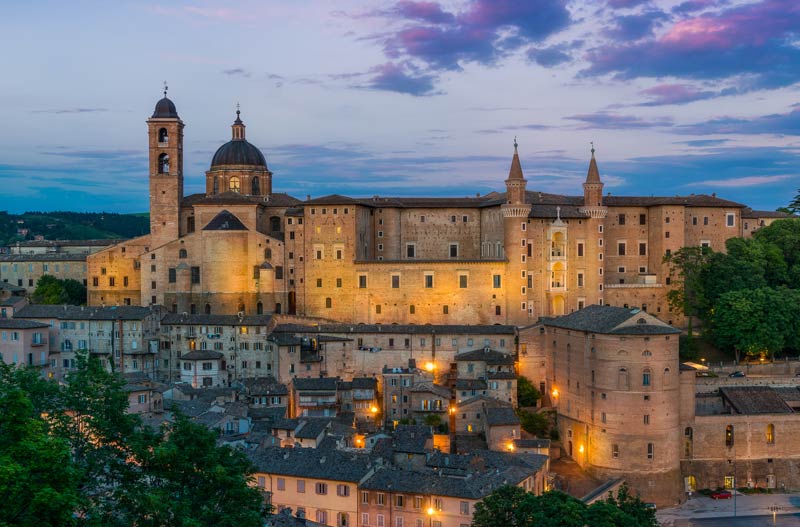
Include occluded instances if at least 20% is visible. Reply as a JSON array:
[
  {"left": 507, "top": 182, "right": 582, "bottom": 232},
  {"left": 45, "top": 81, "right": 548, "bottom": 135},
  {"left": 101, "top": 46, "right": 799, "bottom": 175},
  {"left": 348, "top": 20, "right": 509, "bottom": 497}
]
[
  {"left": 710, "top": 490, "right": 733, "bottom": 499},
  {"left": 729, "top": 371, "right": 746, "bottom": 378}
]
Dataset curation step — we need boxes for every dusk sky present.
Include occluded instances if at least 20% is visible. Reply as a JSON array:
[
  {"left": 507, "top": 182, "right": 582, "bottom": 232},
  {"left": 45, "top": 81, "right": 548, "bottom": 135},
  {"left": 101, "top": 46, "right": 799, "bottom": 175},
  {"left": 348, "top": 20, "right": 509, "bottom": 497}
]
[{"left": 2, "top": 0, "right": 798, "bottom": 213}]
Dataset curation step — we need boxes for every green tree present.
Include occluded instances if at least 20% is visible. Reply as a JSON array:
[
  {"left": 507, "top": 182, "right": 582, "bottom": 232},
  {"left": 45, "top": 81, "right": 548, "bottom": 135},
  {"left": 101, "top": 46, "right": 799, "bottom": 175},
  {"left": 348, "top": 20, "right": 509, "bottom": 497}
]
[
  {"left": 664, "top": 246, "right": 711, "bottom": 335},
  {"left": 517, "top": 376, "right": 541, "bottom": 407},
  {"left": 32, "top": 275, "right": 86, "bottom": 305},
  {"left": 0, "top": 363, "right": 80, "bottom": 527},
  {"left": 472, "top": 486, "right": 657, "bottom": 527},
  {"left": 1, "top": 353, "right": 267, "bottom": 526},
  {"left": 787, "top": 191, "right": 800, "bottom": 215},
  {"left": 117, "top": 416, "right": 268, "bottom": 527},
  {"left": 712, "top": 288, "right": 800, "bottom": 361},
  {"left": 516, "top": 409, "right": 549, "bottom": 437}
]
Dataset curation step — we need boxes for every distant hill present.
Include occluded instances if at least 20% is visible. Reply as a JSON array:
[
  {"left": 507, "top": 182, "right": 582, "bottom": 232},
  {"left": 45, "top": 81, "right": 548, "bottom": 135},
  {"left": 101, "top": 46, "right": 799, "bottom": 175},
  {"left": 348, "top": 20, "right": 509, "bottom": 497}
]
[{"left": 0, "top": 211, "right": 150, "bottom": 247}]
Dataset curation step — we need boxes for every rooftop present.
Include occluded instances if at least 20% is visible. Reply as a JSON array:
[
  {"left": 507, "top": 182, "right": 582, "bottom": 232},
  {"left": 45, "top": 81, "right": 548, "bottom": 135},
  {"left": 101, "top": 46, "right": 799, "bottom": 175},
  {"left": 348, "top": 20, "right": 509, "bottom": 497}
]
[
  {"left": 160, "top": 313, "right": 272, "bottom": 326},
  {"left": 248, "top": 446, "right": 373, "bottom": 482},
  {"left": 720, "top": 386, "right": 794, "bottom": 415},
  {"left": 543, "top": 305, "right": 680, "bottom": 335},
  {"left": 14, "top": 304, "right": 155, "bottom": 321},
  {"left": 454, "top": 348, "right": 515, "bottom": 365},
  {"left": 274, "top": 323, "right": 515, "bottom": 335}
]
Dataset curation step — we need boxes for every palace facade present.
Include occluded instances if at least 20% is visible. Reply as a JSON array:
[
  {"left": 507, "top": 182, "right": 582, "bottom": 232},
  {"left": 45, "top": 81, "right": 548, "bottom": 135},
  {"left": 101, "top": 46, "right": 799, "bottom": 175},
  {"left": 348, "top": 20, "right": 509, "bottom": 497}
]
[{"left": 87, "top": 93, "right": 779, "bottom": 325}]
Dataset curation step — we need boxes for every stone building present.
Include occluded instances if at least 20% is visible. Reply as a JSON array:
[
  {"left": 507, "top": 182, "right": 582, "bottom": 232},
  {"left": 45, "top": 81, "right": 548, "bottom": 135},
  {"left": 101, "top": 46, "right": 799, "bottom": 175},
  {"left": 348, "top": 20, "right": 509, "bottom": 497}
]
[
  {"left": 518, "top": 304, "right": 684, "bottom": 505},
  {"left": 12, "top": 304, "right": 161, "bottom": 380},
  {"left": 157, "top": 313, "right": 276, "bottom": 384},
  {"left": 0, "top": 253, "right": 88, "bottom": 294},
  {"left": 0, "top": 318, "right": 51, "bottom": 373},
  {"left": 86, "top": 92, "right": 788, "bottom": 327}
]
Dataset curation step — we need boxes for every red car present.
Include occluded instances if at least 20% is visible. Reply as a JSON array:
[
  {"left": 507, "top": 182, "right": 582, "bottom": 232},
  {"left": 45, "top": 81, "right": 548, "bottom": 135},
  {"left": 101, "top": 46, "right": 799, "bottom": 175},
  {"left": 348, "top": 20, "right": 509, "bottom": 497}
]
[{"left": 711, "top": 490, "right": 732, "bottom": 500}]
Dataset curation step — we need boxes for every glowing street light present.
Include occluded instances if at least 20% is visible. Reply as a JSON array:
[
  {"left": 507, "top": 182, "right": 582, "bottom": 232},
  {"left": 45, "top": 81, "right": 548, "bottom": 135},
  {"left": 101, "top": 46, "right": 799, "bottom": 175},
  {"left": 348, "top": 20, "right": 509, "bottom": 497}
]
[
  {"left": 425, "top": 361, "right": 436, "bottom": 372},
  {"left": 370, "top": 405, "right": 379, "bottom": 414}
]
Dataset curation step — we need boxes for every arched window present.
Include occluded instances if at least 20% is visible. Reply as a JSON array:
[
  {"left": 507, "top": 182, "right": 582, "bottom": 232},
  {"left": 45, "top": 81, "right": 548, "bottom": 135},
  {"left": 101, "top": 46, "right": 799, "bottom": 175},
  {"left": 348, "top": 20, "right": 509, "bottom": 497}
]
[
  {"left": 204, "top": 303, "right": 211, "bottom": 314},
  {"left": 642, "top": 368, "right": 651, "bottom": 387},
  {"left": 326, "top": 297, "right": 332, "bottom": 309},
  {"left": 229, "top": 176, "right": 240, "bottom": 192},
  {"left": 265, "top": 248, "right": 272, "bottom": 259},
  {"left": 179, "top": 249, "right": 187, "bottom": 259},
  {"left": 213, "top": 177, "right": 219, "bottom": 194},
  {"left": 642, "top": 350, "right": 652, "bottom": 357},
  {"left": 618, "top": 368, "right": 629, "bottom": 390},
  {"left": 158, "top": 128, "right": 168, "bottom": 144},
  {"left": 766, "top": 424, "right": 775, "bottom": 444},
  {"left": 252, "top": 177, "right": 260, "bottom": 195},
  {"left": 158, "top": 153, "right": 169, "bottom": 174},
  {"left": 725, "top": 425, "right": 734, "bottom": 448},
  {"left": 663, "top": 367, "right": 671, "bottom": 386},
  {"left": 270, "top": 216, "right": 281, "bottom": 232},
  {"left": 257, "top": 302, "right": 263, "bottom": 315}
]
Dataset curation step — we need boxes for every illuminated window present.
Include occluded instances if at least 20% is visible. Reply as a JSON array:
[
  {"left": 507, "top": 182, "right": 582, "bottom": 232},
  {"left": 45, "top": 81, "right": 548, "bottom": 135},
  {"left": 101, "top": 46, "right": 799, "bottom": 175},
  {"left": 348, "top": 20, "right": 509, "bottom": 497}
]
[{"left": 229, "top": 176, "right": 240, "bottom": 192}]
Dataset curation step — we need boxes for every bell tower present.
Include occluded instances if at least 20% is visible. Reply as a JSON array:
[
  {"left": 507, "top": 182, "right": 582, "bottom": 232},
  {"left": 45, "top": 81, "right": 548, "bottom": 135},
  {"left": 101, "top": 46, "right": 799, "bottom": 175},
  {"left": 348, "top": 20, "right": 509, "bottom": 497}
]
[{"left": 147, "top": 83, "right": 184, "bottom": 248}]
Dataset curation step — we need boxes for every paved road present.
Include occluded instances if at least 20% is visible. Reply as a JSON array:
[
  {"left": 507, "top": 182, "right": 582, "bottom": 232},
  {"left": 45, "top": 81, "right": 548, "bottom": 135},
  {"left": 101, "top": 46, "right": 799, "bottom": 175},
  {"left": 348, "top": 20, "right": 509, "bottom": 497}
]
[
  {"left": 673, "top": 513, "right": 800, "bottom": 526},
  {"left": 658, "top": 493, "right": 800, "bottom": 526}
]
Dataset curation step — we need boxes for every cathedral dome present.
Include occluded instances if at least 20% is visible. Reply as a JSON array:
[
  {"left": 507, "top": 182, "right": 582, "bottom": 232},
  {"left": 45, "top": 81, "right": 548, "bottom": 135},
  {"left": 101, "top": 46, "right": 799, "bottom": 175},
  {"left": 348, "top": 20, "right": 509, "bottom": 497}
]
[
  {"left": 152, "top": 96, "right": 179, "bottom": 118},
  {"left": 211, "top": 139, "right": 267, "bottom": 168},
  {"left": 210, "top": 110, "right": 268, "bottom": 168}
]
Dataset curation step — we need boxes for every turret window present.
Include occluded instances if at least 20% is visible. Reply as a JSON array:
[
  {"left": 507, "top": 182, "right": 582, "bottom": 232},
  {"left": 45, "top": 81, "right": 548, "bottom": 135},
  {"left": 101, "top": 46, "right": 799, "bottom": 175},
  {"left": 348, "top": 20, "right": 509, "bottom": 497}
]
[
  {"left": 252, "top": 177, "right": 260, "bottom": 195},
  {"left": 229, "top": 177, "right": 240, "bottom": 192},
  {"left": 158, "top": 153, "right": 169, "bottom": 174},
  {"left": 158, "top": 128, "right": 169, "bottom": 144}
]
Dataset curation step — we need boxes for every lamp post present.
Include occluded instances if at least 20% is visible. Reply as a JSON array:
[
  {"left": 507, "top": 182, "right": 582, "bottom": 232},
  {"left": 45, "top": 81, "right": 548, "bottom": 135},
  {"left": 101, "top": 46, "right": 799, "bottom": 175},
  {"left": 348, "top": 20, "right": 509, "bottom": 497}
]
[{"left": 426, "top": 505, "right": 434, "bottom": 527}]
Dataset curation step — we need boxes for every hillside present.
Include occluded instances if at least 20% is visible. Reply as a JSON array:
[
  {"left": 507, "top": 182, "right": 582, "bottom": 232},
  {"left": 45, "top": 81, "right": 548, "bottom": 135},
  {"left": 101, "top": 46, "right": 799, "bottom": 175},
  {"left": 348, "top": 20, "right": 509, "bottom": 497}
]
[{"left": 0, "top": 211, "right": 150, "bottom": 246}]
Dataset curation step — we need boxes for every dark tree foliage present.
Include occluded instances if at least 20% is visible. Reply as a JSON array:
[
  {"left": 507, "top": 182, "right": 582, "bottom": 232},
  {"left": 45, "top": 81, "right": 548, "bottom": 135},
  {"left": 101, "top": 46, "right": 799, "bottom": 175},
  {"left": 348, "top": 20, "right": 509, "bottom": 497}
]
[
  {"left": 0, "top": 353, "right": 267, "bottom": 527},
  {"left": 32, "top": 275, "right": 87, "bottom": 305},
  {"left": 664, "top": 219, "right": 800, "bottom": 359},
  {"left": 517, "top": 375, "right": 541, "bottom": 407},
  {"left": 472, "top": 485, "right": 657, "bottom": 527},
  {"left": 0, "top": 211, "right": 149, "bottom": 246}
]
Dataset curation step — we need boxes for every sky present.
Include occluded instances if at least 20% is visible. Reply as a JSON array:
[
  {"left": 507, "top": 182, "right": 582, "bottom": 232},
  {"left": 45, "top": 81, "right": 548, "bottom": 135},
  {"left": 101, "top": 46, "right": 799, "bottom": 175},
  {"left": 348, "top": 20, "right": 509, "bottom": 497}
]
[{"left": 1, "top": 0, "right": 798, "bottom": 213}]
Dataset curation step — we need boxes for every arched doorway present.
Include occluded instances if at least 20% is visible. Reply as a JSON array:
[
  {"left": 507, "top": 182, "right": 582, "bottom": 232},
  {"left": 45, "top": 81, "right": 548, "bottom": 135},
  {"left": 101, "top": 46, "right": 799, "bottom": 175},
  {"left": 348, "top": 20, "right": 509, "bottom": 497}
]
[{"left": 551, "top": 295, "right": 565, "bottom": 316}]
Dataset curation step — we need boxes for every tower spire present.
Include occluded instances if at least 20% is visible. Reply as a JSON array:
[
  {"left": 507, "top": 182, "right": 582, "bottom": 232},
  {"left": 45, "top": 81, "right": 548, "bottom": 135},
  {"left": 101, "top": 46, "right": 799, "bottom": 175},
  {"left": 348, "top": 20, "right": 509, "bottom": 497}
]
[
  {"left": 231, "top": 103, "right": 246, "bottom": 140},
  {"left": 163, "top": 81, "right": 168, "bottom": 98},
  {"left": 586, "top": 142, "right": 600, "bottom": 184}
]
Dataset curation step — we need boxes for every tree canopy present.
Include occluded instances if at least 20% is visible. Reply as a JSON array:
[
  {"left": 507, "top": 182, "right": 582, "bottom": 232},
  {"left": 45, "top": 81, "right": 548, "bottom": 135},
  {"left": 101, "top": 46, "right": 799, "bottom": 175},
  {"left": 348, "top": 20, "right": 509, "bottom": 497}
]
[
  {"left": 0, "top": 354, "right": 268, "bottom": 526},
  {"left": 32, "top": 275, "right": 87, "bottom": 305},
  {"left": 664, "top": 219, "right": 800, "bottom": 359},
  {"left": 472, "top": 484, "right": 657, "bottom": 527}
]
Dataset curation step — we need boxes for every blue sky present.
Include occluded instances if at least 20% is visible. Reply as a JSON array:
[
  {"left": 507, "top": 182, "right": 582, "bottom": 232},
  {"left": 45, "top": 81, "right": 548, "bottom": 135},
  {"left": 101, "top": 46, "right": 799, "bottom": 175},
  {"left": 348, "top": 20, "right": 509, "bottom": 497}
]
[{"left": 1, "top": 0, "right": 798, "bottom": 213}]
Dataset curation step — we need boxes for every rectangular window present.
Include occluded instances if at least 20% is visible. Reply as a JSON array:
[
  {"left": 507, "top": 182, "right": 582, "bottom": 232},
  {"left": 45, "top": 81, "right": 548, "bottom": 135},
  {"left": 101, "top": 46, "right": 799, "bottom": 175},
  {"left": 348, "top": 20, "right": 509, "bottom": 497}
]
[
  {"left": 460, "top": 502, "right": 470, "bottom": 515},
  {"left": 362, "top": 514, "right": 369, "bottom": 526},
  {"left": 316, "top": 278, "right": 323, "bottom": 288},
  {"left": 639, "top": 242, "right": 647, "bottom": 256},
  {"left": 395, "top": 495, "right": 404, "bottom": 508},
  {"left": 618, "top": 214, "right": 626, "bottom": 225},
  {"left": 639, "top": 214, "right": 646, "bottom": 225},
  {"left": 391, "top": 275, "right": 400, "bottom": 288},
  {"left": 191, "top": 267, "right": 200, "bottom": 284},
  {"left": 577, "top": 242, "right": 584, "bottom": 257},
  {"left": 337, "top": 484, "right": 350, "bottom": 497},
  {"left": 316, "top": 482, "right": 328, "bottom": 495},
  {"left": 612, "top": 444, "right": 619, "bottom": 458},
  {"left": 362, "top": 491, "right": 369, "bottom": 504},
  {"left": 358, "top": 274, "right": 367, "bottom": 288},
  {"left": 277, "top": 478, "right": 285, "bottom": 491},
  {"left": 459, "top": 274, "right": 468, "bottom": 288},
  {"left": 414, "top": 497, "right": 423, "bottom": 509},
  {"left": 377, "top": 493, "right": 385, "bottom": 506},
  {"left": 647, "top": 443, "right": 654, "bottom": 459},
  {"left": 577, "top": 272, "right": 584, "bottom": 287},
  {"left": 618, "top": 242, "right": 626, "bottom": 256},
  {"left": 377, "top": 515, "right": 385, "bottom": 527},
  {"left": 704, "top": 216, "right": 709, "bottom": 225},
  {"left": 406, "top": 244, "right": 416, "bottom": 258},
  {"left": 726, "top": 213, "right": 735, "bottom": 227},
  {"left": 317, "top": 511, "right": 328, "bottom": 525},
  {"left": 492, "top": 274, "right": 501, "bottom": 288},
  {"left": 449, "top": 244, "right": 458, "bottom": 258},
  {"left": 424, "top": 274, "right": 434, "bottom": 288},
  {"left": 168, "top": 268, "right": 176, "bottom": 283},
  {"left": 643, "top": 414, "right": 650, "bottom": 425}
]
